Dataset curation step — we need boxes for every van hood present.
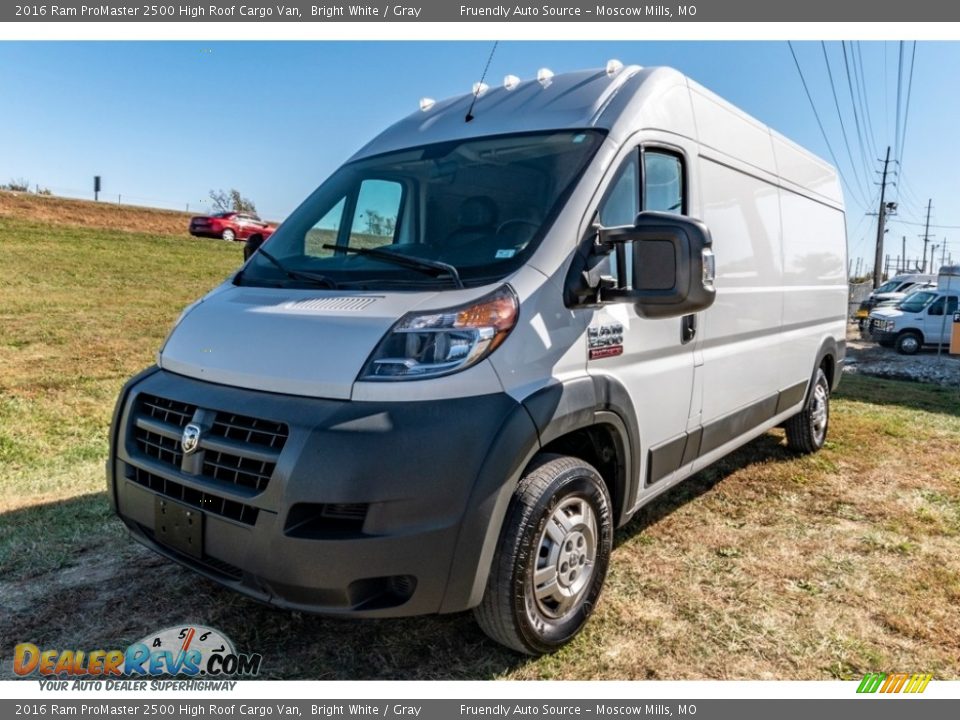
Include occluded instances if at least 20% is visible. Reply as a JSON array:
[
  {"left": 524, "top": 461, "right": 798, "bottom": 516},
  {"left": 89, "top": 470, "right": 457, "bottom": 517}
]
[
  {"left": 869, "top": 306, "right": 902, "bottom": 320},
  {"left": 159, "top": 285, "right": 444, "bottom": 399}
]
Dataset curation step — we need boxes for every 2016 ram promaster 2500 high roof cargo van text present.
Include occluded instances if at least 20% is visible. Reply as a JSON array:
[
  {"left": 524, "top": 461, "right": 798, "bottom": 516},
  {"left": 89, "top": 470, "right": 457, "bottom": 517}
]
[{"left": 108, "top": 64, "right": 847, "bottom": 654}]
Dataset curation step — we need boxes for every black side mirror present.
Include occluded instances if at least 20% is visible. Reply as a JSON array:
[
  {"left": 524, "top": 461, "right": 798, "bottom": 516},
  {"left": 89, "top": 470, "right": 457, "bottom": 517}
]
[
  {"left": 243, "top": 235, "right": 265, "bottom": 262},
  {"left": 598, "top": 211, "right": 716, "bottom": 319}
]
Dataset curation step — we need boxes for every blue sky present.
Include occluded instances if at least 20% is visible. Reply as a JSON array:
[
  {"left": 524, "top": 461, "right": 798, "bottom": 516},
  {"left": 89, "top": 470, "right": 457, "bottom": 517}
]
[{"left": 1, "top": 41, "right": 958, "bottom": 268}]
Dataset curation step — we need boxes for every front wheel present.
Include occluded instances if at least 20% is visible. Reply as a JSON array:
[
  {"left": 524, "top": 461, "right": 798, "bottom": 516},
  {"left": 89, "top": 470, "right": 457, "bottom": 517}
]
[
  {"left": 473, "top": 454, "right": 613, "bottom": 655},
  {"left": 784, "top": 367, "right": 830, "bottom": 454},
  {"left": 895, "top": 331, "right": 922, "bottom": 355}
]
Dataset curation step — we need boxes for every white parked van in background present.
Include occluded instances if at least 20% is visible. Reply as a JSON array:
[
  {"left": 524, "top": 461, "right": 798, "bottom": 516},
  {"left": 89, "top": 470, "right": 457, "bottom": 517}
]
[
  {"left": 108, "top": 64, "right": 847, "bottom": 654},
  {"left": 856, "top": 272, "right": 935, "bottom": 323},
  {"left": 867, "top": 266, "right": 960, "bottom": 353}
]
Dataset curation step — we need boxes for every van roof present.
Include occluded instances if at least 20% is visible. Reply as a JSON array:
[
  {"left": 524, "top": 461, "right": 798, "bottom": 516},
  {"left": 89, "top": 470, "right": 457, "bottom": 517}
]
[{"left": 349, "top": 65, "right": 842, "bottom": 208}]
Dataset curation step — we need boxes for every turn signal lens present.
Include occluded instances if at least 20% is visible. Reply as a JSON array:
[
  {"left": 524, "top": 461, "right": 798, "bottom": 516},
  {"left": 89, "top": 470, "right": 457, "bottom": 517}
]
[{"left": 359, "top": 285, "right": 519, "bottom": 381}]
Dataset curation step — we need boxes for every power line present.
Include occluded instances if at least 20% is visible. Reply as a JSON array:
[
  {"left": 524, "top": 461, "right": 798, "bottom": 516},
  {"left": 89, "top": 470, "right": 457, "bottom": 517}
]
[
  {"left": 854, "top": 42, "right": 879, "bottom": 158},
  {"left": 896, "top": 41, "right": 918, "bottom": 174},
  {"left": 787, "top": 41, "right": 869, "bottom": 209},
  {"left": 894, "top": 41, "right": 904, "bottom": 166},
  {"left": 840, "top": 41, "right": 875, "bottom": 181},
  {"left": 888, "top": 218, "right": 960, "bottom": 230},
  {"left": 820, "top": 41, "right": 871, "bottom": 203}
]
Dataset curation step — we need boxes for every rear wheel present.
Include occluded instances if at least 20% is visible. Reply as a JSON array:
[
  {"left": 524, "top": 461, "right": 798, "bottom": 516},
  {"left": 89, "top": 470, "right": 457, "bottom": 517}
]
[
  {"left": 474, "top": 454, "right": 613, "bottom": 655},
  {"left": 221, "top": 228, "right": 236, "bottom": 242},
  {"left": 895, "top": 330, "right": 922, "bottom": 355},
  {"left": 784, "top": 367, "right": 830, "bottom": 454}
]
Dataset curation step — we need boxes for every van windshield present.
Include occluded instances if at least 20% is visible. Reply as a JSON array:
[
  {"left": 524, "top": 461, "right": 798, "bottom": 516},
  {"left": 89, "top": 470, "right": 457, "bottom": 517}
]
[
  {"left": 898, "top": 290, "right": 936, "bottom": 313},
  {"left": 237, "top": 131, "right": 604, "bottom": 289}
]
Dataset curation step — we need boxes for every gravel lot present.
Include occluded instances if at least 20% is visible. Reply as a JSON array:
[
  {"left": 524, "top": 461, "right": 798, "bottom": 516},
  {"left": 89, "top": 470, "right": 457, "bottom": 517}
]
[{"left": 844, "top": 323, "right": 960, "bottom": 387}]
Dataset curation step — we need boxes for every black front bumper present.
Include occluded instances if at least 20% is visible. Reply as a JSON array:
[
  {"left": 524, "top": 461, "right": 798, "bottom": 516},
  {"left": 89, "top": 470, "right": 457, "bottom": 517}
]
[{"left": 108, "top": 368, "right": 539, "bottom": 617}]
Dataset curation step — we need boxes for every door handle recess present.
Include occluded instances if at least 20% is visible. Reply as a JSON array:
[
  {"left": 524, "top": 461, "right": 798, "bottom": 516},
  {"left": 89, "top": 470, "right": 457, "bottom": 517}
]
[{"left": 681, "top": 314, "right": 697, "bottom": 344}]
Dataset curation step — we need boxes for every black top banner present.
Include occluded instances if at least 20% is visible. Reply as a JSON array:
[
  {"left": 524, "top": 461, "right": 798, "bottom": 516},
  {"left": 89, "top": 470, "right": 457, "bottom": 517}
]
[{"left": 5, "top": 0, "right": 956, "bottom": 22}]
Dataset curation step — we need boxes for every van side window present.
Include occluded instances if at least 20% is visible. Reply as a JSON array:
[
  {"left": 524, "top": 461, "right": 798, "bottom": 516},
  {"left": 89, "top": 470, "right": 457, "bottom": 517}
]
[
  {"left": 643, "top": 150, "right": 684, "bottom": 214},
  {"left": 350, "top": 179, "right": 403, "bottom": 249},
  {"left": 305, "top": 197, "right": 346, "bottom": 257},
  {"left": 599, "top": 154, "right": 639, "bottom": 227},
  {"left": 304, "top": 179, "right": 404, "bottom": 258},
  {"left": 928, "top": 296, "right": 958, "bottom": 316}
]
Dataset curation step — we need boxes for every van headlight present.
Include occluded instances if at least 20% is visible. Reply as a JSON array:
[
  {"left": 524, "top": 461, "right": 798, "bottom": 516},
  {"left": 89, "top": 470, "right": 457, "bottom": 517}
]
[{"left": 359, "top": 285, "right": 519, "bottom": 381}]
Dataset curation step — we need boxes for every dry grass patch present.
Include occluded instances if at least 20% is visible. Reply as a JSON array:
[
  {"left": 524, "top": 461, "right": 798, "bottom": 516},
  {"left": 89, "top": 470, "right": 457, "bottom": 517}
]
[
  {"left": 0, "top": 190, "right": 196, "bottom": 237},
  {"left": 1, "top": 215, "right": 959, "bottom": 680}
]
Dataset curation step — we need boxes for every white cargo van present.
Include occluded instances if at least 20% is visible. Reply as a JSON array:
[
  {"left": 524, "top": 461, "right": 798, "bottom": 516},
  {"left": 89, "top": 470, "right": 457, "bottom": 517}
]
[
  {"left": 867, "top": 267, "right": 960, "bottom": 353},
  {"left": 108, "top": 64, "right": 847, "bottom": 654}
]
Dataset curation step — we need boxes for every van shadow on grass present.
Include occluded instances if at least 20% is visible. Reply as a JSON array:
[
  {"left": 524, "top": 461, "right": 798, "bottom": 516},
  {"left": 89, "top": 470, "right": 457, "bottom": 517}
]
[
  {"left": 613, "top": 432, "right": 795, "bottom": 548},
  {"left": 0, "top": 433, "right": 799, "bottom": 681}
]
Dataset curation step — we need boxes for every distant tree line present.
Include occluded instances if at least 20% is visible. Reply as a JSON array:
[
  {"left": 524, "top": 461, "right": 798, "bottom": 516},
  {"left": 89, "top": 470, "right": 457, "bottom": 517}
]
[
  {"left": 2, "top": 178, "right": 51, "bottom": 194},
  {"left": 209, "top": 188, "right": 257, "bottom": 214}
]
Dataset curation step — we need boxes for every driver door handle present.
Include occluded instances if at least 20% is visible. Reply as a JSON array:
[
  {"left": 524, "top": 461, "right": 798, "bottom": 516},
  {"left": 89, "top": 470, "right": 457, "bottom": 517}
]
[{"left": 681, "top": 314, "right": 697, "bottom": 344}]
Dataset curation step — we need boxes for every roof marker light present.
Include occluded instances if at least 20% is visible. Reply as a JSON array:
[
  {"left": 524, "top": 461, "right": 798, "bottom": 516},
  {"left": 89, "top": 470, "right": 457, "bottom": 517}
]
[
  {"left": 503, "top": 74, "right": 521, "bottom": 90},
  {"left": 606, "top": 59, "right": 624, "bottom": 76},
  {"left": 419, "top": 97, "right": 436, "bottom": 112},
  {"left": 472, "top": 82, "right": 490, "bottom": 96},
  {"left": 537, "top": 67, "right": 554, "bottom": 87}
]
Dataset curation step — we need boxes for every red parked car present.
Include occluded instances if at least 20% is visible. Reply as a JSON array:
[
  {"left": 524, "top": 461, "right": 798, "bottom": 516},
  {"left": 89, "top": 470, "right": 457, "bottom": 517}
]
[{"left": 189, "top": 212, "right": 276, "bottom": 242}]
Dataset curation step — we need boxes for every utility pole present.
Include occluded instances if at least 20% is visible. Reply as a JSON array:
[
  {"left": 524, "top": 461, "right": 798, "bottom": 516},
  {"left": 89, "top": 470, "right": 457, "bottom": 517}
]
[
  {"left": 901, "top": 237, "right": 907, "bottom": 273},
  {"left": 873, "top": 147, "right": 892, "bottom": 288},
  {"left": 921, "top": 198, "right": 933, "bottom": 273},
  {"left": 941, "top": 239, "right": 948, "bottom": 269}
]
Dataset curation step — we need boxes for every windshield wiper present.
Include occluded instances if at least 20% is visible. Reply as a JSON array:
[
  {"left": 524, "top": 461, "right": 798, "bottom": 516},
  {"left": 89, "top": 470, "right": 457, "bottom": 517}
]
[
  {"left": 254, "top": 247, "right": 338, "bottom": 289},
  {"left": 322, "top": 244, "right": 463, "bottom": 289}
]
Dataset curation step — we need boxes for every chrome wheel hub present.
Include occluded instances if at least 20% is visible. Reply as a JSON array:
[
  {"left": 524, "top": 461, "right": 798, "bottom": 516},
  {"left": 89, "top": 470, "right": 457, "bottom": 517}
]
[
  {"left": 532, "top": 496, "right": 597, "bottom": 620},
  {"left": 811, "top": 382, "right": 828, "bottom": 441}
]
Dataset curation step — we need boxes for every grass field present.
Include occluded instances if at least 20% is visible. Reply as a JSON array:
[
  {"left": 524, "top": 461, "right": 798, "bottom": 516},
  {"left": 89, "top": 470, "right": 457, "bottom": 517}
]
[{"left": 2, "top": 204, "right": 959, "bottom": 680}]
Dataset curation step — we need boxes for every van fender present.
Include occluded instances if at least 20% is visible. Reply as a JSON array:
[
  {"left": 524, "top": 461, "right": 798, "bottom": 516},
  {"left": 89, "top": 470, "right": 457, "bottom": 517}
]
[
  {"left": 522, "top": 375, "right": 640, "bottom": 525},
  {"left": 439, "top": 375, "right": 640, "bottom": 613},
  {"left": 813, "top": 335, "right": 844, "bottom": 395}
]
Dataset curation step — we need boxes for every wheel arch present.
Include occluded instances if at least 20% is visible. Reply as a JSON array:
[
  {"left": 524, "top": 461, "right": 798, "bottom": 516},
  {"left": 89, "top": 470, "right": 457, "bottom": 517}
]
[
  {"left": 438, "top": 375, "right": 640, "bottom": 613},
  {"left": 813, "top": 335, "right": 845, "bottom": 394}
]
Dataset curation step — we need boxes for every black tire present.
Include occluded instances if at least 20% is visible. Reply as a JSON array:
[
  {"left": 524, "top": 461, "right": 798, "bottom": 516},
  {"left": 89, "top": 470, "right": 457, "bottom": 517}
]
[
  {"left": 222, "top": 228, "right": 236, "bottom": 242},
  {"left": 784, "top": 367, "right": 830, "bottom": 454},
  {"left": 895, "top": 330, "right": 922, "bottom": 355},
  {"left": 474, "top": 454, "right": 613, "bottom": 655}
]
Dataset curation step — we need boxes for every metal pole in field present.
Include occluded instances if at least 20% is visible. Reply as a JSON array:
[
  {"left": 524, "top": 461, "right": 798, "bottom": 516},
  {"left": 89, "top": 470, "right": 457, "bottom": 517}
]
[
  {"left": 873, "top": 147, "right": 891, "bottom": 288},
  {"left": 942, "top": 240, "right": 948, "bottom": 268},
  {"left": 921, "top": 198, "right": 933, "bottom": 272},
  {"left": 902, "top": 236, "right": 907, "bottom": 273}
]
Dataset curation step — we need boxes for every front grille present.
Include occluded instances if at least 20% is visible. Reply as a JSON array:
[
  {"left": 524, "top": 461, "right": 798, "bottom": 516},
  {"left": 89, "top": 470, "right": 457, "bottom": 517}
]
[
  {"left": 140, "top": 394, "right": 195, "bottom": 429},
  {"left": 128, "top": 466, "right": 259, "bottom": 526},
  {"left": 129, "top": 393, "right": 288, "bottom": 496},
  {"left": 135, "top": 428, "right": 183, "bottom": 467},
  {"left": 202, "top": 451, "right": 272, "bottom": 493},
  {"left": 210, "top": 413, "right": 287, "bottom": 450}
]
